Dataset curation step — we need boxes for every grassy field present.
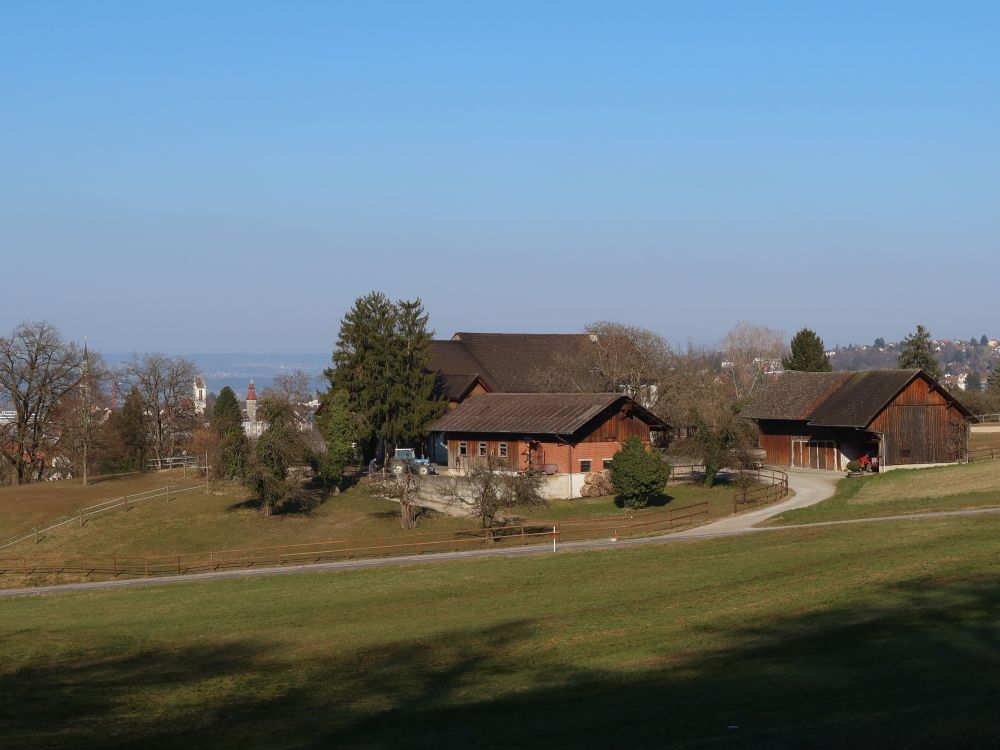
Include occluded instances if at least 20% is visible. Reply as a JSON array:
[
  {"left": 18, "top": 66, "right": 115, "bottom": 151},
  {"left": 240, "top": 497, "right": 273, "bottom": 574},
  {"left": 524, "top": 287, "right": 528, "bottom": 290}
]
[
  {"left": 1, "top": 514, "right": 999, "bottom": 748},
  {"left": 771, "top": 459, "right": 1000, "bottom": 525},
  {"left": 0, "top": 472, "right": 753, "bottom": 564},
  {"left": 970, "top": 427, "right": 1000, "bottom": 453}
]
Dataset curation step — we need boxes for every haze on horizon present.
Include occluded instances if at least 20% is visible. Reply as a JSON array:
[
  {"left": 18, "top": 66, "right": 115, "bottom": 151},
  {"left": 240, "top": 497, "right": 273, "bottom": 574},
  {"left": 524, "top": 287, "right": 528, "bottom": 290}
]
[{"left": 3, "top": 2, "right": 998, "bottom": 353}]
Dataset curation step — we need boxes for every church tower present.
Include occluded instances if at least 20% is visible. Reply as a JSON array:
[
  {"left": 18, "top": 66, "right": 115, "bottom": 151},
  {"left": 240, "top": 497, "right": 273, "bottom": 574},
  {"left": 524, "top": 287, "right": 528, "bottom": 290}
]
[{"left": 246, "top": 378, "right": 258, "bottom": 427}]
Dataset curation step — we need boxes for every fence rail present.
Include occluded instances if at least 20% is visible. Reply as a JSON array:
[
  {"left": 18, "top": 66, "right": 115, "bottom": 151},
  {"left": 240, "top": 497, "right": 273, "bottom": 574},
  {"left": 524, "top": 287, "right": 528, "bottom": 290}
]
[
  {"left": 0, "top": 502, "right": 711, "bottom": 584},
  {"left": 967, "top": 447, "right": 999, "bottom": 462},
  {"left": 146, "top": 456, "right": 199, "bottom": 470},
  {"left": 0, "top": 482, "right": 205, "bottom": 552},
  {"left": 732, "top": 467, "right": 789, "bottom": 512}
]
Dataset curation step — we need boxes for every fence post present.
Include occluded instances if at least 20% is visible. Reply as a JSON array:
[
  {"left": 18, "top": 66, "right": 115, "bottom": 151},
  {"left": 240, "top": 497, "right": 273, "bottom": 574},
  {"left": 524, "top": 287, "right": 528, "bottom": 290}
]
[{"left": 552, "top": 525, "right": 557, "bottom": 553}]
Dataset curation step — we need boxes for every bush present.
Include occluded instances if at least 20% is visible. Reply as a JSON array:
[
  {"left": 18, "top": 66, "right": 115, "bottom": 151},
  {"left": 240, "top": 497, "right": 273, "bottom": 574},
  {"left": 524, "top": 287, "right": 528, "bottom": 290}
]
[
  {"left": 608, "top": 437, "right": 671, "bottom": 510},
  {"left": 846, "top": 460, "right": 861, "bottom": 473}
]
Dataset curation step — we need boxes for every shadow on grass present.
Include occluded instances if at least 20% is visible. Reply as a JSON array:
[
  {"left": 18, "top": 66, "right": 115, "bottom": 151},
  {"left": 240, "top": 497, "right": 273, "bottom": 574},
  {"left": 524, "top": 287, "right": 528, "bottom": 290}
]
[
  {"left": 4, "top": 577, "right": 1000, "bottom": 749},
  {"left": 612, "top": 492, "right": 675, "bottom": 509}
]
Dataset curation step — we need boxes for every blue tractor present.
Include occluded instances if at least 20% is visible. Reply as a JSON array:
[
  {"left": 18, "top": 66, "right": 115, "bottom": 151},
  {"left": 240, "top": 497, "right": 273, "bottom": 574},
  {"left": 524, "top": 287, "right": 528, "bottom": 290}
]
[{"left": 388, "top": 448, "right": 436, "bottom": 476}]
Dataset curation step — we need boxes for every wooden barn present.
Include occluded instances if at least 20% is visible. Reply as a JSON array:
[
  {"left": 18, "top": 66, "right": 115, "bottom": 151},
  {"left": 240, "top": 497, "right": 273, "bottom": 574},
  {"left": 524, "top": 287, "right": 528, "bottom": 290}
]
[
  {"left": 429, "top": 392, "right": 668, "bottom": 479},
  {"left": 743, "top": 369, "right": 973, "bottom": 470}
]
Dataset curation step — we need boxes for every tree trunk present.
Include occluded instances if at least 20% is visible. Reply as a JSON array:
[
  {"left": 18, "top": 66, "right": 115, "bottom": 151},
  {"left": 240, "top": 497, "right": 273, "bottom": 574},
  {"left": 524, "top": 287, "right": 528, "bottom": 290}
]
[{"left": 399, "top": 498, "right": 417, "bottom": 530}]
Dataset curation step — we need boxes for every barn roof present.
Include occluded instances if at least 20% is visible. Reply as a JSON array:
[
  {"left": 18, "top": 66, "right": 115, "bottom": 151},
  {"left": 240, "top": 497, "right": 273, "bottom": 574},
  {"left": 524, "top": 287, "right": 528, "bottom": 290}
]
[
  {"left": 430, "top": 392, "right": 668, "bottom": 437},
  {"left": 450, "top": 333, "right": 599, "bottom": 392},
  {"left": 743, "top": 369, "right": 973, "bottom": 428},
  {"left": 740, "top": 371, "right": 853, "bottom": 421}
]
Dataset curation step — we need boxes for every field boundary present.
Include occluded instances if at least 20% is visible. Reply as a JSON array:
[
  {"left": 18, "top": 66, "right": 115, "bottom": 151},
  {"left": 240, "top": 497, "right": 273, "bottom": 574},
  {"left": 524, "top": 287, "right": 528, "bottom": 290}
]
[
  {"left": 0, "top": 501, "right": 711, "bottom": 584},
  {"left": 0, "top": 483, "right": 205, "bottom": 552}
]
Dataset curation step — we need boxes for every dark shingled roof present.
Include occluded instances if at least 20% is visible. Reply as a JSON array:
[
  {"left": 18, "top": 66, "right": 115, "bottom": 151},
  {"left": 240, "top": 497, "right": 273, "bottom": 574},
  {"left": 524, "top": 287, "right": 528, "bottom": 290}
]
[
  {"left": 810, "top": 370, "right": 921, "bottom": 426},
  {"left": 743, "top": 369, "right": 973, "bottom": 428},
  {"left": 429, "top": 333, "right": 598, "bottom": 394},
  {"left": 430, "top": 392, "right": 668, "bottom": 436},
  {"left": 740, "top": 371, "right": 853, "bottom": 421}
]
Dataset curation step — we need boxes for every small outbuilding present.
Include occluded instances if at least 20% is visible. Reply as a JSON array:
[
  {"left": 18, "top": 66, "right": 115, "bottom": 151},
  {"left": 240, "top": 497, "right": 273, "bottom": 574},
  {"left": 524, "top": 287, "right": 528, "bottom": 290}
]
[{"left": 743, "top": 369, "right": 974, "bottom": 470}]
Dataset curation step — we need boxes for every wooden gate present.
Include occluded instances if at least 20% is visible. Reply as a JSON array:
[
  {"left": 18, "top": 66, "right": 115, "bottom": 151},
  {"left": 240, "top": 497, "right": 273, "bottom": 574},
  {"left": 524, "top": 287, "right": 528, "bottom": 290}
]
[{"left": 792, "top": 440, "right": 838, "bottom": 470}]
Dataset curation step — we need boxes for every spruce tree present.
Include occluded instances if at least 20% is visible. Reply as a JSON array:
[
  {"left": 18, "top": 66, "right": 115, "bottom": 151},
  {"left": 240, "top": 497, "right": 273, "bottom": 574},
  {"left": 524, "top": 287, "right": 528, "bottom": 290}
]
[
  {"left": 326, "top": 292, "right": 443, "bottom": 459},
  {"left": 116, "top": 387, "right": 149, "bottom": 472},
  {"left": 314, "top": 389, "right": 359, "bottom": 486},
  {"left": 211, "top": 386, "right": 250, "bottom": 479},
  {"left": 967, "top": 371, "right": 983, "bottom": 392},
  {"left": 211, "top": 387, "right": 242, "bottom": 437},
  {"left": 781, "top": 328, "right": 832, "bottom": 372},
  {"left": 874, "top": 337, "right": 886, "bottom": 349},
  {"left": 897, "top": 324, "right": 943, "bottom": 380},
  {"left": 982, "top": 335, "right": 989, "bottom": 347}
]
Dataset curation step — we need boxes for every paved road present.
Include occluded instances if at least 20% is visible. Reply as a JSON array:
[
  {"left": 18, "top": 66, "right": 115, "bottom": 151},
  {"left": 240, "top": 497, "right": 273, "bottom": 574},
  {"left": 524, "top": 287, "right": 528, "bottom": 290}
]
[{"left": 3, "top": 471, "right": 995, "bottom": 600}]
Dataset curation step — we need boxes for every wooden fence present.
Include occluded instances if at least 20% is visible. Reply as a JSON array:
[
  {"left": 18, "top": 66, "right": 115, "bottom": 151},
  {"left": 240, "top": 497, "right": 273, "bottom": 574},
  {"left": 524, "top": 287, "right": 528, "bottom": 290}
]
[
  {"left": 731, "top": 467, "right": 789, "bottom": 512},
  {"left": 967, "top": 447, "right": 999, "bottom": 462},
  {"left": 0, "top": 502, "right": 710, "bottom": 584}
]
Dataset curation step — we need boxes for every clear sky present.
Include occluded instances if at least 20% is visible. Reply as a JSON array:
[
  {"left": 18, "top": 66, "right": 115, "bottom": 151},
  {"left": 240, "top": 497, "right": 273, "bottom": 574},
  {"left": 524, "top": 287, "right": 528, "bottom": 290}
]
[{"left": 3, "top": 1, "right": 998, "bottom": 353}]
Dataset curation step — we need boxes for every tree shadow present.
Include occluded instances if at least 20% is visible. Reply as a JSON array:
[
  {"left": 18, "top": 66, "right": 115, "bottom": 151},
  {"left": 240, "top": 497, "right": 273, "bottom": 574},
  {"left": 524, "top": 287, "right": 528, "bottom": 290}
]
[
  {"left": 5, "top": 577, "right": 1000, "bottom": 748},
  {"left": 612, "top": 492, "right": 675, "bottom": 509}
]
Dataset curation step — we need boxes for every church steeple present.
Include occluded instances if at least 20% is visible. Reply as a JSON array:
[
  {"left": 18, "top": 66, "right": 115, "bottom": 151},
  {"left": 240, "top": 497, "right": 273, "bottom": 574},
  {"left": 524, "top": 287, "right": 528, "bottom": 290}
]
[{"left": 246, "top": 377, "right": 258, "bottom": 425}]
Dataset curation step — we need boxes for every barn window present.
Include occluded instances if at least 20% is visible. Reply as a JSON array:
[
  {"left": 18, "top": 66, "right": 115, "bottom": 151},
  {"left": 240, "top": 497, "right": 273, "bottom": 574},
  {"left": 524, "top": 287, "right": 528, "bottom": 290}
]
[
  {"left": 580, "top": 459, "right": 592, "bottom": 473},
  {"left": 603, "top": 458, "right": 612, "bottom": 470},
  {"left": 458, "top": 442, "right": 468, "bottom": 456},
  {"left": 498, "top": 442, "right": 508, "bottom": 458},
  {"left": 478, "top": 442, "right": 487, "bottom": 457},
  {"left": 900, "top": 448, "right": 911, "bottom": 461}
]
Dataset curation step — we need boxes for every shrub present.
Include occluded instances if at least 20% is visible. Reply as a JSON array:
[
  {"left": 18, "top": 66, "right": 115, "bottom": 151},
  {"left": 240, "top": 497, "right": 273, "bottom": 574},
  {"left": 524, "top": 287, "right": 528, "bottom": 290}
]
[
  {"left": 846, "top": 460, "right": 861, "bottom": 473},
  {"left": 609, "top": 437, "right": 671, "bottom": 510}
]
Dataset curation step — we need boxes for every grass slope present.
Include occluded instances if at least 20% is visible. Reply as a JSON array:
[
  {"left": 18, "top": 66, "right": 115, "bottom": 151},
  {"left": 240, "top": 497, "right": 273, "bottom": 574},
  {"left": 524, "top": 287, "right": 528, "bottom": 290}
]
[
  {"left": 0, "top": 473, "right": 746, "bottom": 563},
  {"left": 2, "top": 515, "right": 1000, "bottom": 749},
  {"left": 771, "top": 460, "right": 1000, "bottom": 525}
]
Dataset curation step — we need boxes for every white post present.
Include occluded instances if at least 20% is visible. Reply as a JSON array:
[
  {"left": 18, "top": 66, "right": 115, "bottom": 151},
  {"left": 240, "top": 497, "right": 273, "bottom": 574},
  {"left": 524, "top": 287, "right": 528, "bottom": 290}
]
[{"left": 552, "top": 525, "right": 557, "bottom": 553}]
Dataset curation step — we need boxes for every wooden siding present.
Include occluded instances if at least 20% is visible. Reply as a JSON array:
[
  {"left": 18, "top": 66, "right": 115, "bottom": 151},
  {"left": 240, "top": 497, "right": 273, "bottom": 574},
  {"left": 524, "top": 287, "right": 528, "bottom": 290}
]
[
  {"left": 578, "top": 407, "right": 653, "bottom": 443},
  {"left": 868, "top": 377, "right": 967, "bottom": 464}
]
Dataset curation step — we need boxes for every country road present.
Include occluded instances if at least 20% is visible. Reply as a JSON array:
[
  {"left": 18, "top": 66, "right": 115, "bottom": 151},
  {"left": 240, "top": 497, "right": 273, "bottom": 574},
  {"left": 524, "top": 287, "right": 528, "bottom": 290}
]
[{"left": 3, "top": 471, "right": 995, "bottom": 600}]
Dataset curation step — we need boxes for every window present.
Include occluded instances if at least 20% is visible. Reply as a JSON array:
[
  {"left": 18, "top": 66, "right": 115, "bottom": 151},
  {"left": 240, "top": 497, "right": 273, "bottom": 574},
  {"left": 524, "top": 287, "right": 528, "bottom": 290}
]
[
  {"left": 458, "top": 442, "right": 468, "bottom": 456},
  {"left": 478, "top": 442, "right": 487, "bottom": 457},
  {"left": 498, "top": 442, "right": 508, "bottom": 458},
  {"left": 580, "top": 459, "right": 592, "bottom": 473},
  {"left": 603, "top": 458, "right": 612, "bottom": 470}
]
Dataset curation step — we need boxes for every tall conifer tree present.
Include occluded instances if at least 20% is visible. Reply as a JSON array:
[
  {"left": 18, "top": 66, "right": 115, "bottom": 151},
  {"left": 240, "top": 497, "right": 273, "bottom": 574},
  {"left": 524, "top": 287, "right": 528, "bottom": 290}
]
[
  {"left": 897, "top": 324, "right": 943, "bottom": 380},
  {"left": 326, "top": 292, "right": 443, "bottom": 459},
  {"left": 781, "top": 328, "right": 832, "bottom": 372}
]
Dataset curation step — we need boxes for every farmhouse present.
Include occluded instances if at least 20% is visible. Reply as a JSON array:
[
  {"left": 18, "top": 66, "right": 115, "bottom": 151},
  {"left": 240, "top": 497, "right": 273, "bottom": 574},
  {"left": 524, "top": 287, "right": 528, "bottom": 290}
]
[
  {"left": 743, "top": 369, "right": 973, "bottom": 470},
  {"left": 430, "top": 392, "right": 668, "bottom": 497}
]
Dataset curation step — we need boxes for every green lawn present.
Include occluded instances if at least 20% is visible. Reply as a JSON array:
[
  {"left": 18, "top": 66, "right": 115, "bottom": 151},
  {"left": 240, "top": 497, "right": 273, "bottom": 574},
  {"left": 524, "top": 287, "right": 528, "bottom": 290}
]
[
  {"left": 518, "top": 479, "right": 751, "bottom": 522},
  {"left": 1, "top": 472, "right": 755, "bottom": 568},
  {"left": 2, "top": 514, "right": 1000, "bottom": 748},
  {"left": 770, "top": 459, "right": 1000, "bottom": 526}
]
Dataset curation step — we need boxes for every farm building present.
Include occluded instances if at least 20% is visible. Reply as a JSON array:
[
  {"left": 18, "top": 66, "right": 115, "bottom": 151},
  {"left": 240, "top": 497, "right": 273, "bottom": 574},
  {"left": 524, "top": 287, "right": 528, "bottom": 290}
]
[
  {"left": 743, "top": 369, "right": 973, "bottom": 470},
  {"left": 429, "top": 392, "right": 669, "bottom": 497},
  {"left": 427, "top": 331, "right": 640, "bottom": 463}
]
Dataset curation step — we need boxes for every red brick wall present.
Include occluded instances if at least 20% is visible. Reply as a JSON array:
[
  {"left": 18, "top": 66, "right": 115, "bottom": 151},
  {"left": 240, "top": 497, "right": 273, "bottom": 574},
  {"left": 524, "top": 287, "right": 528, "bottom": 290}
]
[{"left": 530, "top": 440, "right": 645, "bottom": 474}]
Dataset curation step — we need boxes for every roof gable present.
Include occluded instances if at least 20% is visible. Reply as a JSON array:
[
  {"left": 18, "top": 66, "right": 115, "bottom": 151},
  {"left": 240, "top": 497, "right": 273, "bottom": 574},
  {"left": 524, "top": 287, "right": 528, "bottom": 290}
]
[
  {"left": 744, "top": 369, "right": 972, "bottom": 428},
  {"left": 430, "top": 392, "right": 668, "bottom": 436}
]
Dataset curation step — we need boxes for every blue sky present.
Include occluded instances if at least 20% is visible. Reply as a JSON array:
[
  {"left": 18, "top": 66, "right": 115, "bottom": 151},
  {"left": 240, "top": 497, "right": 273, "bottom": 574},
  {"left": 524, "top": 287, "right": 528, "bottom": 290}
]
[{"left": 3, "top": 1, "right": 998, "bottom": 352}]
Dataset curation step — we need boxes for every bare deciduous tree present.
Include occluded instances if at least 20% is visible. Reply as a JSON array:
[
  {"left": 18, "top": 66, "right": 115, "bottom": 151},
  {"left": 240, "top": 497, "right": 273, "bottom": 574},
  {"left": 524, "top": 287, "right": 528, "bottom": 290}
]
[
  {"left": 721, "top": 322, "right": 786, "bottom": 401},
  {"left": 118, "top": 353, "right": 198, "bottom": 467},
  {"left": 0, "top": 321, "right": 83, "bottom": 484},
  {"left": 264, "top": 369, "right": 315, "bottom": 404},
  {"left": 460, "top": 455, "right": 546, "bottom": 538},
  {"left": 51, "top": 349, "right": 111, "bottom": 484}
]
